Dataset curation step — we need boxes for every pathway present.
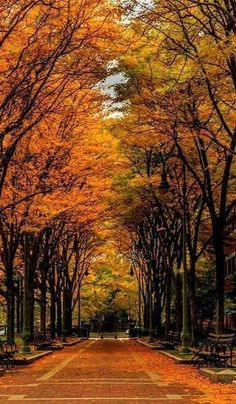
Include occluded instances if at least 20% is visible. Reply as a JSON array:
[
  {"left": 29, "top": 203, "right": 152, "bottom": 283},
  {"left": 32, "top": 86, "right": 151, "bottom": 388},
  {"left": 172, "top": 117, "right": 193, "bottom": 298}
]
[{"left": 0, "top": 339, "right": 235, "bottom": 403}]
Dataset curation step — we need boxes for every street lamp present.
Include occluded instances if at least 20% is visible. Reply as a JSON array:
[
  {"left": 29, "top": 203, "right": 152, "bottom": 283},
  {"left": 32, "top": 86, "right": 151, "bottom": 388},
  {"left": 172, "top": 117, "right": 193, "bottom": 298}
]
[
  {"left": 158, "top": 163, "right": 190, "bottom": 353},
  {"left": 130, "top": 264, "right": 142, "bottom": 338},
  {"left": 77, "top": 282, "right": 81, "bottom": 337},
  {"left": 14, "top": 274, "right": 22, "bottom": 335},
  {"left": 158, "top": 170, "right": 170, "bottom": 194},
  {"left": 77, "top": 268, "right": 90, "bottom": 337},
  {"left": 21, "top": 232, "right": 31, "bottom": 353},
  {"left": 135, "top": 242, "right": 153, "bottom": 341},
  {"left": 147, "top": 259, "right": 153, "bottom": 342},
  {"left": 129, "top": 265, "right": 134, "bottom": 277},
  {"left": 60, "top": 257, "right": 67, "bottom": 343},
  {"left": 180, "top": 162, "right": 190, "bottom": 353}
]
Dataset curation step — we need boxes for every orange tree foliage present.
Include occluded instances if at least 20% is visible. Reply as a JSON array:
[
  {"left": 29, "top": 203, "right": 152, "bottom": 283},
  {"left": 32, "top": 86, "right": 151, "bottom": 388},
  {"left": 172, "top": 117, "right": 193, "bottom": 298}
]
[
  {"left": 0, "top": 0, "right": 125, "bottom": 340},
  {"left": 1, "top": 0, "right": 236, "bottom": 340},
  {"left": 108, "top": 0, "right": 236, "bottom": 334},
  {"left": 0, "top": 0, "right": 121, "bottom": 193}
]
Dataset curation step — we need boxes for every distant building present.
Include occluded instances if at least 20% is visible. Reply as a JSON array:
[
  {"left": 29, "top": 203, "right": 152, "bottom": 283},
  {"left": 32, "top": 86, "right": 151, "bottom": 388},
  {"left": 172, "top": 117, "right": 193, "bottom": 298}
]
[{"left": 225, "top": 252, "right": 236, "bottom": 293}]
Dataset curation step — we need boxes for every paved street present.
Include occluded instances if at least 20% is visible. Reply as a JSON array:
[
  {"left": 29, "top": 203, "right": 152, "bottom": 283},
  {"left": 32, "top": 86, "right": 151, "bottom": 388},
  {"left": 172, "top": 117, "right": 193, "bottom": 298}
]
[{"left": 0, "top": 340, "right": 235, "bottom": 403}]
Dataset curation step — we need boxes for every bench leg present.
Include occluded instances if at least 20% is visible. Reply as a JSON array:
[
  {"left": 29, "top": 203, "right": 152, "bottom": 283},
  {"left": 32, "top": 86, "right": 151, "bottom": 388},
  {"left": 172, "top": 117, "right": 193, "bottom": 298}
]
[
  {"left": 198, "top": 357, "right": 208, "bottom": 368},
  {"left": 191, "top": 355, "right": 199, "bottom": 367},
  {"left": 2, "top": 358, "right": 10, "bottom": 370}
]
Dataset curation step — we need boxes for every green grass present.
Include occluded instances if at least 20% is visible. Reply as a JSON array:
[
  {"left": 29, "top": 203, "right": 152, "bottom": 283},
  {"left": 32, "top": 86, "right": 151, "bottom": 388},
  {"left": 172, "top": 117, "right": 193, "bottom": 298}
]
[
  {"left": 205, "top": 368, "right": 236, "bottom": 373},
  {"left": 167, "top": 350, "right": 194, "bottom": 360}
]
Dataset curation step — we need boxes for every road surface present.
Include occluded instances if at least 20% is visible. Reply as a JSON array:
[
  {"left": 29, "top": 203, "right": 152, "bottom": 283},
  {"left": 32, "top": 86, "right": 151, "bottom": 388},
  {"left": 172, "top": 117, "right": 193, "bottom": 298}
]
[{"left": 0, "top": 339, "right": 235, "bottom": 403}]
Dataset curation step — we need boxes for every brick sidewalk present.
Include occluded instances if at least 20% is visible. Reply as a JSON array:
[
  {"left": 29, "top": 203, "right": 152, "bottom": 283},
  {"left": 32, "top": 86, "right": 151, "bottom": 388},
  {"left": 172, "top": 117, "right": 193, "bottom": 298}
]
[{"left": 0, "top": 339, "right": 234, "bottom": 403}]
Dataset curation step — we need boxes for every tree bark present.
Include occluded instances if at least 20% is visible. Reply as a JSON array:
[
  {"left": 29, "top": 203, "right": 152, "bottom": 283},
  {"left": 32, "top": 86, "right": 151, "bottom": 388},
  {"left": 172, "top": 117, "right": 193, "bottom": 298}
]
[
  {"left": 6, "top": 261, "right": 15, "bottom": 342},
  {"left": 57, "top": 292, "right": 62, "bottom": 337},
  {"left": 6, "top": 287, "right": 15, "bottom": 342},
  {"left": 213, "top": 231, "right": 225, "bottom": 334},
  {"left": 175, "top": 272, "right": 182, "bottom": 335},
  {"left": 189, "top": 259, "right": 198, "bottom": 341},
  {"left": 165, "top": 268, "right": 171, "bottom": 337},
  {"left": 153, "top": 291, "right": 162, "bottom": 336},
  {"left": 64, "top": 292, "right": 72, "bottom": 336},
  {"left": 15, "top": 280, "right": 21, "bottom": 334},
  {"left": 50, "top": 264, "right": 56, "bottom": 339},
  {"left": 143, "top": 299, "right": 149, "bottom": 330},
  {"left": 50, "top": 290, "right": 56, "bottom": 339},
  {"left": 28, "top": 261, "right": 35, "bottom": 341},
  {"left": 40, "top": 267, "right": 47, "bottom": 337}
]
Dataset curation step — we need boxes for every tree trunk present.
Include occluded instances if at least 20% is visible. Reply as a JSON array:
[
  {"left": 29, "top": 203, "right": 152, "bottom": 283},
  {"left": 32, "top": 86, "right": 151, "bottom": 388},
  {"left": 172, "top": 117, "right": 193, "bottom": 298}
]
[
  {"left": 29, "top": 289, "right": 34, "bottom": 341},
  {"left": 40, "top": 269, "right": 47, "bottom": 337},
  {"left": 64, "top": 292, "right": 72, "bottom": 336},
  {"left": 153, "top": 295, "right": 162, "bottom": 336},
  {"left": 143, "top": 299, "right": 149, "bottom": 330},
  {"left": 28, "top": 269, "right": 34, "bottom": 341},
  {"left": 189, "top": 259, "right": 198, "bottom": 341},
  {"left": 213, "top": 234, "right": 225, "bottom": 334},
  {"left": 153, "top": 287, "right": 162, "bottom": 336},
  {"left": 57, "top": 292, "right": 62, "bottom": 337},
  {"left": 164, "top": 269, "right": 171, "bottom": 337},
  {"left": 15, "top": 281, "right": 21, "bottom": 334},
  {"left": 50, "top": 290, "right": 56, "bottom": 339},
  {"left": 175, "top": 272, "right": 182, "bottom": 335},
  {"left": 20, "top": 276, "right": 23, "bottom": 333},
  {"left": 77, "top": 286, "right": 81, "bottom": 335},
  {"left": 6, "top": 288, "right": 15, "bottom": 342},
  {"left": 6, "top": 263, "right": 15, "bottom": 342},
  {"left": 50, "top": 264, "right": 56, "bottom": 339},
  {"left": 27, "top": 251, "right": 36, "bottom": 341}
]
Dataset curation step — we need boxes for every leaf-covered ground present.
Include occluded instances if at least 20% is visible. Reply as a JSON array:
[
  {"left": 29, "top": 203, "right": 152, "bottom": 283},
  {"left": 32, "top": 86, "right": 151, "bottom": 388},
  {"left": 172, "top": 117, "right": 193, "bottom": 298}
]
[
  {"left": 132, "top": 343, "right": 236, "bottom": 404},
  {"left": 0, "top": 339, "right": 235, "bottom": 403}
]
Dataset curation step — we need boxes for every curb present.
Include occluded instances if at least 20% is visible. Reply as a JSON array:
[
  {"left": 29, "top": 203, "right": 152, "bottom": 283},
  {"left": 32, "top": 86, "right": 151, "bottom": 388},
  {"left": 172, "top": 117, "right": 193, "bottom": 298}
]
[
  {"left": 14, "top": 350, "right": 52, "bottom": 366},
  {"left": 158, "top": 350, "right": 193, "bottom": 364},
  {"left": 136, "top": 339, "right": 193, "bottom": 364},
  {"left": 199, "top": 368, "right": 236, "bottom": 383},
  {"left": 136, "top": 339, "right": 162, "bottom": 350},
  {"left": 63, "top": 338, "right": 82, "bottom": 346}
]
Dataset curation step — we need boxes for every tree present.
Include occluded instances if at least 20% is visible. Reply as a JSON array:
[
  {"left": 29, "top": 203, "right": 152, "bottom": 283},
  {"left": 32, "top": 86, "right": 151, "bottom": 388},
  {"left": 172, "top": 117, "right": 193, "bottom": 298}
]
[{"left": 114, "top": 0, "right": 236, "bottom": 333}]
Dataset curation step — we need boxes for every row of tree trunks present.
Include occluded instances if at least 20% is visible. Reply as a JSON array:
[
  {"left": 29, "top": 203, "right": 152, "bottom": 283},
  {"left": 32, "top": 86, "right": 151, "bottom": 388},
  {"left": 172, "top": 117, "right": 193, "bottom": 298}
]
[
  {"left": 140, "top": 269, "right": 185, "bottom": 339},
  {"left": 14, "top": 281, "right": 74, "bottom": 341}
]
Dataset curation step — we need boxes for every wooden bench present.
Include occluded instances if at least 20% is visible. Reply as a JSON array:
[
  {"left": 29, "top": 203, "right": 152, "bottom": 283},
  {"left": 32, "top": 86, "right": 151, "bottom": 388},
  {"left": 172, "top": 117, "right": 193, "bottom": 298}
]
[
  {"left": 158, "top": 331, "right": 179, "bottom": 350},
  {"left": 34, "top": 334, "right": 51, "bottom": 350},
  {"left": 34, "top": 334, "right": 63, "bottom": 351},
  {"left": 191, "top": 333, "right": 235, "bottom": 368},
  {"left": 100, "top": 331, "right": 117, "bottom": 339},
  {"left": 0, "top": 342, "right": 19, "bottom": 369}
]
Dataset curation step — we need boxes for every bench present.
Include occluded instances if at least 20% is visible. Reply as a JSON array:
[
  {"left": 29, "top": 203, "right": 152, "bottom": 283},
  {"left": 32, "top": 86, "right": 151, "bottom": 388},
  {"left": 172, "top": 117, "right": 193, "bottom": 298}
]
[
  {"left": 158, "top": 331, "right": 179, "bottom": 350},
  {"left": 0, "top": 342, "right": 19, "bottom": 369},
  {"left": 191, "top": 333, "right": 235, "bottom": 368},
  {"left": 34, "top": 334, "right": 64, "bottom": 351},
  {"left": 129, "top": 327, "right": 139, "bottom": 339},
  {"left": 100, "top": 332, "right": 117, "bottom": 339},
  {"left": 34, "top": 334, "right": 51, "bottom": 350}
]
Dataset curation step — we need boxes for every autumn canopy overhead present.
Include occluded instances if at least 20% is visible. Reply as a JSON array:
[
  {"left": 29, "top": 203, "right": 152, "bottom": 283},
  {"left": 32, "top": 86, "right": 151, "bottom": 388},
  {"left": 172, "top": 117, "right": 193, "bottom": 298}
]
[{"left": 0, "top": 0, "right": 235, "bottom": 347}]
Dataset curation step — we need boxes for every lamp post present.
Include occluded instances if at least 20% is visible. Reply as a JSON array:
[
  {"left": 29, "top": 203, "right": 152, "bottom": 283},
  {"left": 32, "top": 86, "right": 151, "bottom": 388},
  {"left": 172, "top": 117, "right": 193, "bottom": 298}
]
[
  {"left": 138, "top": 268, "right": 142, "bottom": 337},
  {"left": 180, "top": 162, "right": 190, "bottom": 353},
  {"left": 21, "top": 232, "right": 31, "bottom": 353},
  {"left": 130, "top": 264, "right": 142, "bottom": 338},
  {"left": 61, "top": 257, "right": 67, "bottom": 343},
  {"left": 77, "top": 282, "right": 81, "bottom": 337},
  {"left": 147, "top": 260, "right": 153, "bottom": 342},
  {"left": 77, "top": 268, "right": 89, "bottom": 338},
  {"left": 158, "top": 164, "right": 190, "bottom": 353},
  {"left": 14, "top": 274, "right": 21, "bottom": 334}
]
